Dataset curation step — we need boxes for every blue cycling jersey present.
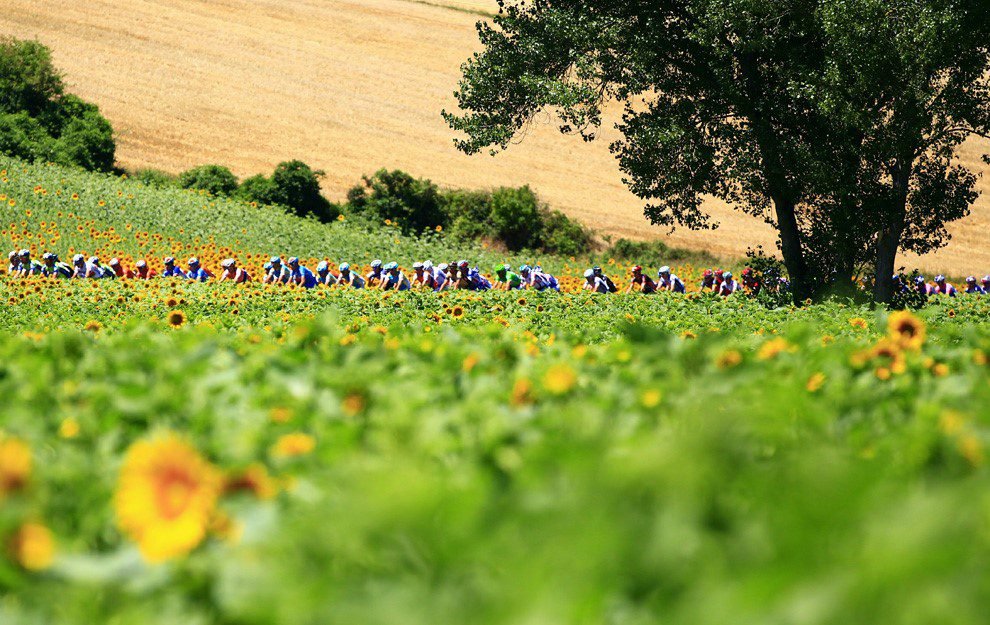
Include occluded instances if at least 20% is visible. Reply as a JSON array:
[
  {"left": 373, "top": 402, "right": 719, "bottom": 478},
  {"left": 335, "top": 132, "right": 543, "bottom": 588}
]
[{"left": 292, "top": 266, "right": 318, "bottom": 289}]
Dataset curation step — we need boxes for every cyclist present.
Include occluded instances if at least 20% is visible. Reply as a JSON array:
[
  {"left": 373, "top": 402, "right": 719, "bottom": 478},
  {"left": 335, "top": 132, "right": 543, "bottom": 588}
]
[
  {"left": 162, "top": 257, "right": 186, "bottom": 278},
  {"left": 186, "top": 257, "right": 212, "bottom": 282},
  {"left": 380, "top": 262, "right": 411, "bottom": 291},
  {"left": 287, "top": 257, "right": 317, "bottom": 289},
  {"left": 626, "top": 265, "right": 657, "bottom": 294},
  {"left": 657, "top": 266, "right": 686, "bottom": 293},
  {"left": 220, "top": 258, "right": 251, "bottom": 283},
  {"left": 335, "top": 263, "right": 366, "bottom": 289}
]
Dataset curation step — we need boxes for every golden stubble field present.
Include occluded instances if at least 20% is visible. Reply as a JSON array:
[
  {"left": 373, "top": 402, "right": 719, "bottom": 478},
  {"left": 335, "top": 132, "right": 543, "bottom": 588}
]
[{"left": 2, "top": 0, "right": 988, "bottom": 274}]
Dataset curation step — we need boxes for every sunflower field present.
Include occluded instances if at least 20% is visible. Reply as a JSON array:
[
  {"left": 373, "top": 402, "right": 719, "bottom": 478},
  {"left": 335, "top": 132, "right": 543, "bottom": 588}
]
[{"left": 3, "top": 158, "right": 990, "bottom": 624}]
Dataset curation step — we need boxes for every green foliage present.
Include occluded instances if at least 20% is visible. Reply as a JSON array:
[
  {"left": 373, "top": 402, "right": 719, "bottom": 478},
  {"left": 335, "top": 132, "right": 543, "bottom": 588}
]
[
  {"left": 0, "top": 300, "right": 989, "bottom": 623},
  {"left": 489, "top": 185, "right": 542, "bottom": 251},
  {"left": 441, "top": 189, "right": 491, "bottom": 240},
  {"left": 0, "top": 37, "right": 63, "bottom": 118},
  {"left": 604, "top": 237, "right": 716, "bottom": 266},
  {"left": 51, "top": 106, "right": 115, "bottom": 173},
  {"left": 0, "top": 112, "right": 54, "bottom": 162},
  {"left": 236, "top": 173, "right": 275, "bottom": 203},
  {"left": 441, "top": 184, "right": 593, "bottom": 255},
  {"left": 347, "top": 169, "right": 444, "bottom": 233},
  {"left": 536, "top": 208, "right": 591, "bottom": 257},
  {"left": 268, "top": 160, "right": 337, "bottom": 222},
  {"left": 178, "top": 164, "right": 239, "bottom": 196},
  {"left": 0, "top": 156, "right": 496, "bottom": 270},
  {"left": 0, "top": 38, "right": 115, "bottom": 172},
  {"left": 238, "top": 161, "right": 338, "bottom": 223},
  {"left": 130, "top": 168, "right": 178, "bottom": 189}
]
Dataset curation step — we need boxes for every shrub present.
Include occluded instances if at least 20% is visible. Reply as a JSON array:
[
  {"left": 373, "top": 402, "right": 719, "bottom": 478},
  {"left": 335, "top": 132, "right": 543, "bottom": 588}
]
[
  {"left": 178, "top": 165, "right": 239, "bottom": 196},
  {"left": 0, "top": 112, "right": 54, "bottom": 162},
  {"left": 490, "top": 186, "right": 543, "bottom": 251},
  {"left": 0, "top": 38, "right": 115, "bottom": 172},
  {"left": 441, "top": 189, "right": 492, "bottom": 240},
  {"left": 237, "top": 174, "right": 276, "bottom": 205},
  {"left": 541, "top": 209, "right": 593, "bottom": 256},
  {"left": 346, "top": 169, "right": 445, "bottom": 234},
  {"left": 52, "top": 107, "right": 115, "bottom": 173},
  {"left": 267, "top": 160, "right": 338, "bottom": 222},
  {"left": 131, "top": 168, "right": 178, "bottom": 188},
  {"left": 238, "top": 161, "right": 338, "bottom": 222},
  {"left": 0, "top": 37, "right": 63, "bottom": 118},
  {"left": 605, "top": 237, "right": 717, "bottom": 266}
]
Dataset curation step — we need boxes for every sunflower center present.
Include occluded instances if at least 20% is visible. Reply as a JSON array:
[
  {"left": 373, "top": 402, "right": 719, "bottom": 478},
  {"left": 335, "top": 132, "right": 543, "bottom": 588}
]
[{"left": 156, "top": 470, "right": 196, "bottom": 520}]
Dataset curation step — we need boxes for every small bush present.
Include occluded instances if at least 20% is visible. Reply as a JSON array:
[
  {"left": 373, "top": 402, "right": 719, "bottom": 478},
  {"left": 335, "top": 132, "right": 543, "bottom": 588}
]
[
  {"left": 442, "top": 189, "right": 492, "bottom": 240},
  {"left": 268, "top": 160, "right": 337, "bottom": 222},
  {"left": 237, "top": 174, "right": 276, "bottom": 204},
  {"left": 131, "top": 168, "right": 178, "bottom": 188},
  {"left": 604, "top": 237, "right": 717, "bottom": 266},
  {"left": 347, "top": 169, "right": 445, "bottom": 234},
  {"left": 490, "top": 186, "right": 543, "bottom": 251},
  {"left": 178, "top": 165, "right": 239, "bottom": 196},
  {"left": 238, "top": 161, "right": 338, "bottom": 222},
  {"left": 541, "top": 209, "right": 593, "bottom": 256}
]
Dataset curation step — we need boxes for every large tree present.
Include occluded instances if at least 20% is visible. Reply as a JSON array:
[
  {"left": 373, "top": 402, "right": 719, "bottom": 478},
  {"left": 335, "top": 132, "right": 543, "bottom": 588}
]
[{"left": 445, "top": 0, "right": 990, "bottom": 302}]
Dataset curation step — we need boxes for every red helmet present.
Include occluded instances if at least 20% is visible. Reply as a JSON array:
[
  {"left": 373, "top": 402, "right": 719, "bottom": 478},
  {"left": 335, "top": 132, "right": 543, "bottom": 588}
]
[
  {"left": 742, "top": 267, "right": 753, "bottom": 276},
  {"left": 631, "top": 265, "right": 642, "bottom": 273},
  {"left": 715, "top": 269, "right": 724, "bottom": 277},
  {"left": 703, "top": 269, "right": 713, "bottom": 278}
]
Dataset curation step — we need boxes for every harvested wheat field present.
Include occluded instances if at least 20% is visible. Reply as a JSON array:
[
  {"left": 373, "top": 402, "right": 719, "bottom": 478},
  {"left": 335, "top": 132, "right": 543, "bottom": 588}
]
[{"left": 2, "top": 0, "right": 988, "bottom": 273}]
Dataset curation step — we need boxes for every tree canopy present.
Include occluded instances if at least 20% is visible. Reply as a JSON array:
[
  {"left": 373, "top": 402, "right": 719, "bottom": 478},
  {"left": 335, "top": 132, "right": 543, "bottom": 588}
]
[
  {"left": 0, "top": 37, "right": 116, "bottom": 173},
  {"left": 445, "top": 0, "right": 990, "bottom": 302}
]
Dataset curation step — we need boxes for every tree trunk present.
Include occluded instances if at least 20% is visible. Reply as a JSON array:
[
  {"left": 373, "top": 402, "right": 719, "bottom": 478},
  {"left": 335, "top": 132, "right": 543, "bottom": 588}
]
[
  {"left": 873, "top": 159, "right": 912, "bottom": 304},
  {"left": 773, "top": 196, "right": 811, "bottom": 302}
]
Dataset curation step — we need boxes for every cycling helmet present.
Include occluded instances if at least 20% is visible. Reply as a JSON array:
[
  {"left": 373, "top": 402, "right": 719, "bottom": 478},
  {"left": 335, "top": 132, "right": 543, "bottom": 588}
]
[
  {"left": 73, "top": 254, "right": 85, "bottom": 264},
  {"left": 288, "top": 257, "right": 299, "bottom": 265},
  {"left": 317, "top": 261, "right": 329, "bottom": 272},
  {"left": 221, "top": 258, "right": 236, "bottom": 268},
  {"left": 136, "top": 260, "right": 147, "bottom": 268},
  {"left": 164, "top": 257, "right": 175, "bottom": 265},
  {"left": 658, "top": 266, "right": 670, "bottom": 275},
  {"left": 339, "top": 262, "right": 350, "bottom": 272},
  {"left": 371, "top": 259, "right": 382, "bottom": 268},
  {"left": 584, "top": 269, "right": 594, "bottom": 278}
]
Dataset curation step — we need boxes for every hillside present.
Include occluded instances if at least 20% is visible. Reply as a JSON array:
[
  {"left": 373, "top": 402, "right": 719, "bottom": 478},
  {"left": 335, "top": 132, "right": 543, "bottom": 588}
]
[{"left": 2, "top": 0, "right": 988, "bottom": 275}]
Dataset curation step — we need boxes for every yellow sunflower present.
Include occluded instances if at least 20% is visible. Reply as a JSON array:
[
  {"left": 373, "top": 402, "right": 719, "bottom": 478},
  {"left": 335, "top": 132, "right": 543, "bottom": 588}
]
[
  {"left": 8, "top": 522, "right": 55, "bottom": 571},
  {"left": 167, "top": 310, "right": 187, "bottom": 328},
  {"left": 542, "top": 364, "right": 577, "bottom": 395},
  {"left": 886, "top": 310, "right": 926, "bottom": 351},
  {"left": 114, "top": 433, "right": 221, "bottom": 563},
  {"left": 0, "top": 436, "right": 31, "bottom": 498}
]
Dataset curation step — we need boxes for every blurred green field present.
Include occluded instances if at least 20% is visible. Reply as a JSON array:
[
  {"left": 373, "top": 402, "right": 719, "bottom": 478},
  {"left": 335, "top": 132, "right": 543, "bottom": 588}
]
[{"left": 2, "top": 158, "right": 990, "bottom": 624}]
